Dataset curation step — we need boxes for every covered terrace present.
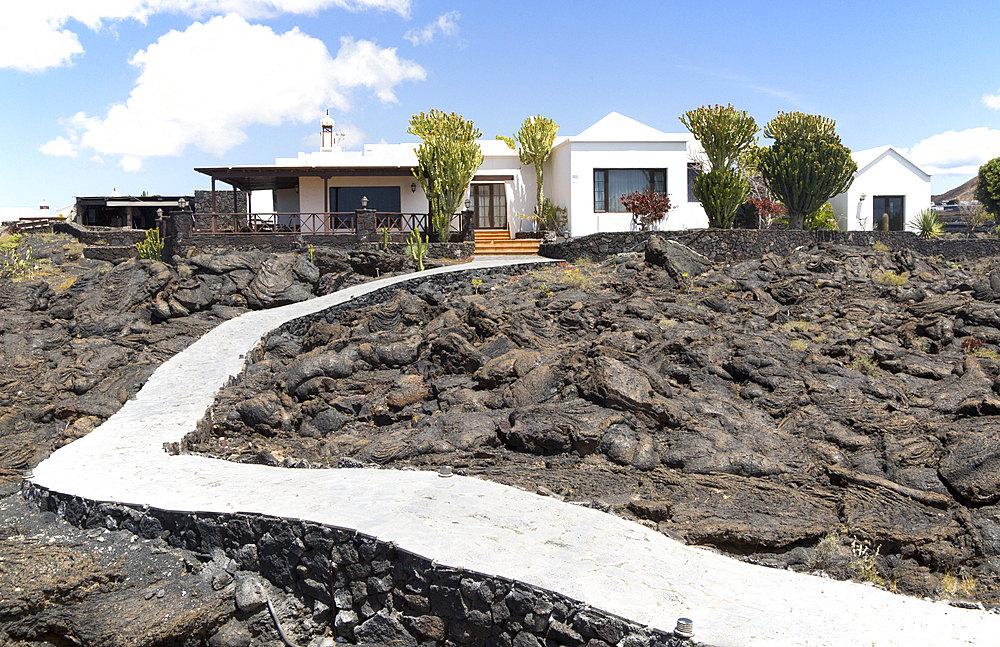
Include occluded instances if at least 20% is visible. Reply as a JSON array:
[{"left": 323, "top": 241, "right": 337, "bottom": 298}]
[{"left": 194, "top": 164, "right": 430, "bottom": 235}]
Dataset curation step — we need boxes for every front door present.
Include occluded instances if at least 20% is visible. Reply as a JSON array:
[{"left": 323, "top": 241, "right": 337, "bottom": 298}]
[
  {"left": 873, "top": 196, "right": 904, "bottom": 231},
  {"left": 472, "top": 183, "right": 507, "bottom": 229}
]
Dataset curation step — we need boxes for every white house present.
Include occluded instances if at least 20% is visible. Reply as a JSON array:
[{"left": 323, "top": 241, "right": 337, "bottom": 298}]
[
  {"left": 829, "top": 145, "right": 932, "bottom": 232},
  {"left": 195, "top": 113, "right": 707, "bottom": 238},
  {"left": 547, "top": 112, "right": 707, "bottom": 236}
]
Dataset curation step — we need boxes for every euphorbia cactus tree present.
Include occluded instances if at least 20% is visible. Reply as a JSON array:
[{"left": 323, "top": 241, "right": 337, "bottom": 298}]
[
  {"left": 409, "top": 110, "right": 484, "bottom": 242},
  {"left": 680, "top": 105, "right": 758, "bottom": 228},
  {"left": 498, "top": 115, "right": 559, "bottom": 220},
  {"left": 757, "top": 112, "right": 856, "bottom": 230}
]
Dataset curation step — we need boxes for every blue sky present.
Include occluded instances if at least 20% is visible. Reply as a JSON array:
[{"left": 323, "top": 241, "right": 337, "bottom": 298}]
[{"left": 2, "top": 0, "right": 1000, "bottom": 209}]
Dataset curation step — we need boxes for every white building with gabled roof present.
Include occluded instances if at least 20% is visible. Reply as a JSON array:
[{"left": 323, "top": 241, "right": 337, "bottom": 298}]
[
  {"left": 829, "top": 145, "right": 932, "bottom": 232},
  {"left": 196, "top": 112, "right": 707, "bottom": 238},
  {"left": 547, "top": 112, "right": 708, "bottom": 236}
]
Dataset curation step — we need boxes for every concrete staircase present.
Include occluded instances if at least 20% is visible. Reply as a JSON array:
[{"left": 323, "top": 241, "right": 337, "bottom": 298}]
[{"left": 474, "top": 229, "right": 541, "bottom": 255}]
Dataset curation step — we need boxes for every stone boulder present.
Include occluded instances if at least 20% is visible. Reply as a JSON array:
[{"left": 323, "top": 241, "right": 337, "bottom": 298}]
[{"left": 644, "top": 234, "right": 710, "bottom": 281}]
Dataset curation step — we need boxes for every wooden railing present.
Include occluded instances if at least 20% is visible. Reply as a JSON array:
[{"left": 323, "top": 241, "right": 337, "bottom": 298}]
[{"left": 192, "top": 212, "right": 430, "bottom": 235}]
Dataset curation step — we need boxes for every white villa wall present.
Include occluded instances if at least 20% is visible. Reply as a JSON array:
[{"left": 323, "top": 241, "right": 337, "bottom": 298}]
[
  {"left": 833, "top": 150, "right": 931, "bottom": 232},
  {"left": 274, "top": 188, "right": 299, "bottom": 213},
  {"left": 556, "top": 142, "right": 707, "bottom": 237},
  {"left": 546, "top": 143, "right": 573, "bottom": 229}
]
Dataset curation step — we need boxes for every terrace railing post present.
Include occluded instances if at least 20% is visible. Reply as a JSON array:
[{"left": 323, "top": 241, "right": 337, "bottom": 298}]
[{"left": 355, "top": 208, "right": 377, "bottom": 243}]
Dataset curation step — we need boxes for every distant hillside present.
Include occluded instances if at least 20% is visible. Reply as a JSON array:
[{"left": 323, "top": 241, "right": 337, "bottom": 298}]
[{"left": 933, "top": 176, "right": 977, "bottom": 204}]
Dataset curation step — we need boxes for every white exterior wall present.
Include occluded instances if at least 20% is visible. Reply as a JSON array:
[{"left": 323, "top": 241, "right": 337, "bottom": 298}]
[
  {"left": 554, "top": 142, "right": 707, "bottom": 237},
  {"left": 546, "top": 144, "right": 572, "bottom": 230},
  {"left": 274, "top": 188, "right": 299, "bottom": 213},
  {"left": 833, "top": 151, "right": 932, "bottom": 232}
]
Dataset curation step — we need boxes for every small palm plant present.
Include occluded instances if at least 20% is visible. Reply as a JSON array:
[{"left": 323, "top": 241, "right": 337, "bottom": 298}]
[{"left": 909, "top": 208, "right": 944, "bottom": 239}]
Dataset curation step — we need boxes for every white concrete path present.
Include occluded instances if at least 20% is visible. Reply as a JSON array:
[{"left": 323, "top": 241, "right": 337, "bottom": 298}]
[{"left": 30, "top": 257, "right": 1000, "bottom": 647}]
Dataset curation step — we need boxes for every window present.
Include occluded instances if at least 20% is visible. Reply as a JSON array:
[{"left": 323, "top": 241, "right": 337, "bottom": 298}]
[
  {"left": 687, "top": 163, "right": 701, "bottom": 202},
  {"left": 593, "top": 169, "right": 666, "bottom": 212}
]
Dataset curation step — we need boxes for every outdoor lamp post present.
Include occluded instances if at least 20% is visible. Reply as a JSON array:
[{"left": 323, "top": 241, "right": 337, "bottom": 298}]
[
  {"left": 177, "top": 197, "right": 187, "bottom": 211},
  {"left": 361, "top": 196, "right": 368, "bottom": 208}
]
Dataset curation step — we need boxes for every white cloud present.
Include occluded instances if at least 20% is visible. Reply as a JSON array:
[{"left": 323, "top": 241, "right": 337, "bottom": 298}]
[
  {"left": 39, "top": 136, "right": 78, "bottom": 157},
  {"left": 403, "top": 11, "right": 459, "bottom": 46},
  {"left": 89, "top": 155, "right": 106, "bottom": 165},
  {"left": 48, "top": 14, "right": 423, "bottom": 168},
  {"left": 0, "top": 1, "right": 413, "bottom": 72},
  {"left": 905, "top": 127, "right": 1000, "bottom": 175},
  {"left": 984, "top": 91, "right": 1000, "bottom": 110},
  {"left": 120, "top": 155, "right": 144, "bottom": 172}
]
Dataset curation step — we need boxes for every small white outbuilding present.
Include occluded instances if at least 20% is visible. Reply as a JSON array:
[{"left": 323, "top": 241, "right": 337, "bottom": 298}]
[{"left": 829, "top": 145, "right": 932, "bottom": 232}]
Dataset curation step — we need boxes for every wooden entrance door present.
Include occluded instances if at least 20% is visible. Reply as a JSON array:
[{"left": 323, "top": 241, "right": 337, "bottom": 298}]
[{"left": 472, "top": 183, "right": 507, "bottom": 229}]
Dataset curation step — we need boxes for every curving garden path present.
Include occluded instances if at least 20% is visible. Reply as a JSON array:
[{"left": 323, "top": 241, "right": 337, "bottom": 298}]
[{"left": 29, "top": 257, "right": 1000, "bottom": 647}]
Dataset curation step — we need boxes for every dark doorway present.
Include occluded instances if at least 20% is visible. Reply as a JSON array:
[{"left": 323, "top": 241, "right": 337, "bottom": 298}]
[{"left": 873, "top": 196, "right": 904, "bottom": 231}]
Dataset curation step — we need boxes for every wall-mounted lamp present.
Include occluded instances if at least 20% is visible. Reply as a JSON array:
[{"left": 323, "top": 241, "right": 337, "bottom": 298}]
[
  {"left": 860, "top": 193, "right": 867, "bottom": 201},
  {"left": 361, "top": 195, "right": 368, "bottom": 208},
  {"left": 177, "top": 197, "right": 187, "bottom": 211},
  {"left": 411, "top": 182, "right": 417, "bottom": 193}
]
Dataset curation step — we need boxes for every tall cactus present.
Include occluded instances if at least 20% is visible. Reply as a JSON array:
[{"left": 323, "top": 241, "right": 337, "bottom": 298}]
[
  {"left": 409, "top": 110, "right": 484, "bottom": 242},
  {"left": 498, "top": 115, "right": 559, "bottom": 221},
  {"left": 405, "top": 227, "right": 428, "bottom": 272},
  {"left": 758, "top": 112, "right": 856, "bottom": 229},
  {"left": 680, "top": 104, "right": 758, "bottom": 173},
  {"left": 680, "top": 105, "right": 758, "bottom": 229},
  {"left": 694, "top": 169, "right": 749, "bottom": 229}
]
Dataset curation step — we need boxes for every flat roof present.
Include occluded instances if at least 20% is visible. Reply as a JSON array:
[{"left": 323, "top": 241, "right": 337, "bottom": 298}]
[{"left": 195, "top": 165, "right": 419, "bottom": 192}]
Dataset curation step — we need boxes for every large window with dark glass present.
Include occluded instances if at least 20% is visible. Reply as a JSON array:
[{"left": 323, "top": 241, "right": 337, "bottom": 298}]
[{"left": 593, "top": 169, "right": 666, "bottom": 212}]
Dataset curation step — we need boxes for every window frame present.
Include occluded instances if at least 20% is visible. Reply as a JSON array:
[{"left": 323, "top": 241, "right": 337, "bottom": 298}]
[{"left": 593, "top": 168, "right": 667, "bottom": 213}]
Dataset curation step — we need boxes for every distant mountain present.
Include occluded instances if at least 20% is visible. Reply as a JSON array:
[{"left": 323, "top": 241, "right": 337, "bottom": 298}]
[{"left": 932, "top": 176, "right": 977, "bottom": 204}]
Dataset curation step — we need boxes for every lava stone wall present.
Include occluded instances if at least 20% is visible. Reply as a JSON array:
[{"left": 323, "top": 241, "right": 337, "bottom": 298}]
[
  {"left": 55, "top": 221, "right": 151, "bottom": 246},
  {"left": 540, "top": 230, "right": 1000, "bottom": 264},
  {"left": 193, "top": 190, "right": 247, "bottom": 214},
  {"left": 24, "top": 484, "right": 684, "bottom": 647},
  {"left": 175, "top": 237, "right": 475, "bottom": 259}
]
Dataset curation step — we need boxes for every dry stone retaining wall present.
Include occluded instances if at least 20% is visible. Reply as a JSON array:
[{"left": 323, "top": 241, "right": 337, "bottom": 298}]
[
  {"left": 541, "top": 230, "right": 1000, "bottom": 263},
  {"left": 24, "top": 484, "right": 686, "bottom": 647}
]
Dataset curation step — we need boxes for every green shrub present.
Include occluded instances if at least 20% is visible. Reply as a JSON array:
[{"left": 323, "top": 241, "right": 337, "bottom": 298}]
[
  {"left": 874, "top": 270, "right": 908, "bottom": 285},
  {"left": 533, "top": 198, "right": 567, "bottom": 233},
  {"left": 850, "top": 355, "right": 878, "bottom": 375},
  {"left": 136, "top": 229, "right": 164, "bottom": 261},
  {"left": 909, "top": 208, "right": 944, "bottom": 239},
  {"left": 872, "top": 241, "right": 890, "bottom": 252},
  {"left": 807, "top": 202, "right": 837, "bottom": 230}
]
